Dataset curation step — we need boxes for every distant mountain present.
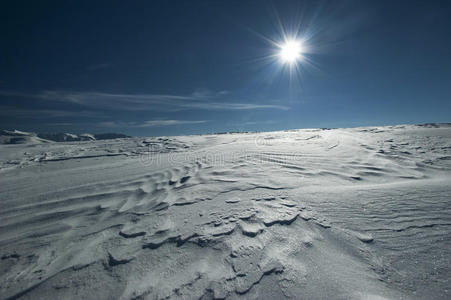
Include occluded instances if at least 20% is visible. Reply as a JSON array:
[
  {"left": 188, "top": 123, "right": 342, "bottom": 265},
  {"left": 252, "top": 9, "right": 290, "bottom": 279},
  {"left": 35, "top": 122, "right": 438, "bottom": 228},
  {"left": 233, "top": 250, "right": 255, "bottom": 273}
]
[
  {"left": 0, "top": 130, "right": 131, "bottom": 144},
  {"left": 37, "top": 132, "right": 95, "bottom": 142},
  {"left": 0, "top": 130, "right": 51, "bottom": 144}
]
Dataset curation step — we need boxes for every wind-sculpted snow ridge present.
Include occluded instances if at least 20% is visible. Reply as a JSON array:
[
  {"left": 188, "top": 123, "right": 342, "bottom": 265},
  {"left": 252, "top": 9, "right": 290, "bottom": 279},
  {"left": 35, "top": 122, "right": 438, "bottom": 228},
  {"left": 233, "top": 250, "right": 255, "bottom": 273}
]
[{"left": 0, "top": 124, "right": 450, "bottom": 299}]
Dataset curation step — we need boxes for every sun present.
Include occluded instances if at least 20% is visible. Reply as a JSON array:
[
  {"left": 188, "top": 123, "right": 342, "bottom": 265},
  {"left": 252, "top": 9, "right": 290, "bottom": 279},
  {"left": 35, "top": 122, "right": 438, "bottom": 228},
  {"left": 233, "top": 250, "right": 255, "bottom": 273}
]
[{"left": 279, "top": 40, "right": 303, "bottom": 64}]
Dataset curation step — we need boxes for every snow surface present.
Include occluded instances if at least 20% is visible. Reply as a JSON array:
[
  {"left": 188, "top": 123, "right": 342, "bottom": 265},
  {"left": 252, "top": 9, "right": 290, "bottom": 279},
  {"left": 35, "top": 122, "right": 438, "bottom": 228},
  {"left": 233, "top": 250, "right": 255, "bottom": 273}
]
[{"left": 0, "top": 124, "right": 450, "bottom": 299}]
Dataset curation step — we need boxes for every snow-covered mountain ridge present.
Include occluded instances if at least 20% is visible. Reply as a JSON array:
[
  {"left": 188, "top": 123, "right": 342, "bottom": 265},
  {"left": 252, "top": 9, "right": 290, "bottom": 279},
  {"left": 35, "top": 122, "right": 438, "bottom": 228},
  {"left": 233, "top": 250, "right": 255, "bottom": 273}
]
[{"left": 0, "top": 129, "right": 130, "bottom": 144}]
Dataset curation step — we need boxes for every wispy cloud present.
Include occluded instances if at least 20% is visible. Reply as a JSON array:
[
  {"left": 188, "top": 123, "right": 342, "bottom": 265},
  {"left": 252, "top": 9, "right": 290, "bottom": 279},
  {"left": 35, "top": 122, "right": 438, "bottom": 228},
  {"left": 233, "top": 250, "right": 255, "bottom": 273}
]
[
  {"left": 0, "top": 105, "right": 106, "bottom": 118},
  {"left": 98, "top": 120, "right": 208, "bottom": 128},
  {"left": 0, "top": 90, "right": 290, "bottom": 111}
]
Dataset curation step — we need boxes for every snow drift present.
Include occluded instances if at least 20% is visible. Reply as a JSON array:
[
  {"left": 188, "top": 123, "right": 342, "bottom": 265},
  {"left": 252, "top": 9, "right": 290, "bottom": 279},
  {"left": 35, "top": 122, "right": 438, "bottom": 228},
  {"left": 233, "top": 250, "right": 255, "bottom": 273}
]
[{"left": 0, "top": 124, "right": 450, "bottom": 299}]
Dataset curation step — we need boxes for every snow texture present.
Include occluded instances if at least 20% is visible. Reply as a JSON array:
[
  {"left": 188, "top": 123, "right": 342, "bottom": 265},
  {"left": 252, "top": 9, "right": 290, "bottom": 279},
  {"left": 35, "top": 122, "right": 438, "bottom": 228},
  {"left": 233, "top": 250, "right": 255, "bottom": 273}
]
[{"left": 0, "top": 124, "right": 450, "bottom": 299}]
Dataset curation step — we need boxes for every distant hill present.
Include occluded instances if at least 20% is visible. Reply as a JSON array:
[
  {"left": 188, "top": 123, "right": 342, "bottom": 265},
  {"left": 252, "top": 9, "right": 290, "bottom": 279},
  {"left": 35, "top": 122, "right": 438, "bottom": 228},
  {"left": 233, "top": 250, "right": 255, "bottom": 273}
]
[
  {"left": 37, "top": 132, "right": 95, "bottom": 142},
  {"left": 0, "top": 130, "right": 131, "bottom": 144},
  {"left": 0, "top": 130, "right": 51, "bottom": 144}
]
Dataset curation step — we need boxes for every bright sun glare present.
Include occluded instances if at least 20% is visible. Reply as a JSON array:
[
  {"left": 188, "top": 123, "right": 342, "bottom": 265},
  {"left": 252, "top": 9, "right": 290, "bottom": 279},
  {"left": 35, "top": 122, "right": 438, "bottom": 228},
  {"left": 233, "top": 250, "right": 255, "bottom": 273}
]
[{"left": 279, "top": 40, "right": 303, "bottom": 64}]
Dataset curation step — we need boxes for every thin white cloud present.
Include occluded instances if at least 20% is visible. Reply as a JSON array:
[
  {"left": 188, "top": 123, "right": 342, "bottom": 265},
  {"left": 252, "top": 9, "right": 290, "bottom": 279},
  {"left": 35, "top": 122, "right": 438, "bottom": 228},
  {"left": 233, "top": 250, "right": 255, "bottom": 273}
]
[
  {"left": 0, "top": 105, "right": 106, "bottom": 118},
  {"left": 186, "top": 102, "right": 287, "bottom": 110},
  {"left": 139, "top": 120, "right": 207, "bottom": 127},
  {"left": 98, "top": 120, "right": 208, "bottom": 128},
  {"left": 0, "top": 90, "right": 290, "bottom": 111}
]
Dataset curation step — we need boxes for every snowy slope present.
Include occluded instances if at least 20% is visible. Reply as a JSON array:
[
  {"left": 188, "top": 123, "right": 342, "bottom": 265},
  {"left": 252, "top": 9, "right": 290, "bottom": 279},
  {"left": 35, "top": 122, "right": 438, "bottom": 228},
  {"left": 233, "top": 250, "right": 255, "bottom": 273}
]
[{"left": 0, "top": 124, "right": 450, "bottom": 299}]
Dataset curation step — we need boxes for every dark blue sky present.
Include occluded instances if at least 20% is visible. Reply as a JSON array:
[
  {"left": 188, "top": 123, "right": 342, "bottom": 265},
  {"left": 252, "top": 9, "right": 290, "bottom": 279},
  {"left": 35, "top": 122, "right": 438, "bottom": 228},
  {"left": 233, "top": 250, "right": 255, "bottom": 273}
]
[{"left": 1, "top": 0, "right": 450, "bottom": 136}]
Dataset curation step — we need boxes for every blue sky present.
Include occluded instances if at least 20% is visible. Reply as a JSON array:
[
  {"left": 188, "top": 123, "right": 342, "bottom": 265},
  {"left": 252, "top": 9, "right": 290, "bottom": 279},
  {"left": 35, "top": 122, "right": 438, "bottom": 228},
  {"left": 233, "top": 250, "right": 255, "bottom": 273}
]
[{"left": 1, "top": 0, "right": 450, "bottom": 136}]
